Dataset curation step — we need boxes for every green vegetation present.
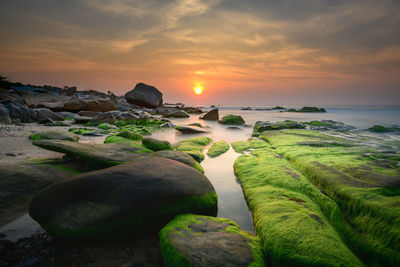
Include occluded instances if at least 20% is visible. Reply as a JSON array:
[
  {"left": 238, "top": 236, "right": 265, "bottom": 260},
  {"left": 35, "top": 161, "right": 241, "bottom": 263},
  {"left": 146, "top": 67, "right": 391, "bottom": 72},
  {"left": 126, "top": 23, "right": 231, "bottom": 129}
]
[
  {"left": 104, "top": 135, "right": 152, "bottom": 153},
  {"left": 150, "top": 150, "right": 204, "bottom": 173},
  {"left": 30, "top": 158, "right": 81, "bottom": 174},
  {"left": 142, "top": 137, "right": 173, "bottom": 151},
  {"left": 257, "top": 129, "right": 400, "bottom": 265},
  {"left": 159, "top": 214, "right": 265, "bottom": 267},
  {"left": 231, "top": 139, "right": 270, "bottom": 153},
  {"left": 207, "top": 140, "right": 229, "bottom": 157},
  {"left": 29, "top": 131, "right": 79, "bottom": 142},
  {"left": 175, "top": 137, "right": 213, "bottom": 162},
  {"left": 368, "top": 125, "right": 397, "bottom": 133},
  {"left": 68, "top": 128, "right": 96, "bottom": 135},
  {"left": 114, "top": 130, "right": 143, "bottom": 141},
  {"left": 218, "top": 114, "right": 245, "bottom": 125},
  {"left": 287, "top": 107, "right": 326, "bottom": 112},
  {"left": 234, "top": 146, "right": 363, "bottom": 266},
  {"left": 97, "top": 123, "right": 117, "bottom": 130}
]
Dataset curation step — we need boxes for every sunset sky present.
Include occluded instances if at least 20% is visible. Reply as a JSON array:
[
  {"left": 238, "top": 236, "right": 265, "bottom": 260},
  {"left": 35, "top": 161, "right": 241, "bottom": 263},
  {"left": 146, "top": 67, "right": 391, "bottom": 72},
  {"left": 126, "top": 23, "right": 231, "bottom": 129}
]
[{"left": 0, "top": 0, "right": 399, "bottom": 105}]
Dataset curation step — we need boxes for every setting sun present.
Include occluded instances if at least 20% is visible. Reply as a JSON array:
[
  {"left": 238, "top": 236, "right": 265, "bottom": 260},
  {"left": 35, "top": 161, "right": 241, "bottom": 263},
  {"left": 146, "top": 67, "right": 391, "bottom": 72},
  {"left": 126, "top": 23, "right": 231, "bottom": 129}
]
[{"left": 194, "top": 84, "right": 204, "bottom": 95}]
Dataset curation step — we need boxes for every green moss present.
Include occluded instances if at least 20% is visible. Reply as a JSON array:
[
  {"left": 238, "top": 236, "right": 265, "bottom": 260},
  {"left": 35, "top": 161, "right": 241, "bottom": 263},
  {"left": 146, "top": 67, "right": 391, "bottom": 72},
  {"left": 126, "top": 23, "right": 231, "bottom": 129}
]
[
  {"left": 304, "top": 121, "right": 334, "bottom": 127},
  {"left": 218, "top": 114, "right": 245, "bottom": 125},
  {"left": 142, "top": 138, "right": 173, "bottom": 151},
  {"left": 30, "top": 158, "right": 81, "bottom": 174},
  {"left": 83, "top": 121, "right": 100, "bottom": 126},
  {"left": 175, "top": 137, "right": 213, "bottom": 162},
  {"left": 115, "top": 131, "right": 143, "bottom": 141},
  {"left": 234, "top": 148, "right": 364, "bottom": 266},
  {"left": 104, "top": 135, "right": 152, "bottom": 153},
  {"left": 207, "top": 141, "right": 229, "bottom": 157},
  {"left": 29, "top": 132, "right": 78, "bottom": 142},
  {"left": 231, "top": 141, "right": 251, "bottom": 153},
  {"left": 258, "top": 129, "right": 400, "bottom": 265},
  {"left": 97, "top": 123, "right": 116, "bottom": 130},
  {"left": 68, "top": 128, "right": 95, "bottom": 135},
  {"left": 159, "top": 214, "right": 265, "bottom": 267},
  {"left": 368, "top": 125, "right": 395, "bottom": 133}
]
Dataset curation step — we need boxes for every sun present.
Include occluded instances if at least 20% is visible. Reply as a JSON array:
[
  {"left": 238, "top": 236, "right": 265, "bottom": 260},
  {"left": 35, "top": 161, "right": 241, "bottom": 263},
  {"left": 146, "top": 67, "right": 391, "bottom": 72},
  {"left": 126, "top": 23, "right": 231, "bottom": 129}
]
[{"left": 193, "top": 84, "right": 204, "bottom": 95}]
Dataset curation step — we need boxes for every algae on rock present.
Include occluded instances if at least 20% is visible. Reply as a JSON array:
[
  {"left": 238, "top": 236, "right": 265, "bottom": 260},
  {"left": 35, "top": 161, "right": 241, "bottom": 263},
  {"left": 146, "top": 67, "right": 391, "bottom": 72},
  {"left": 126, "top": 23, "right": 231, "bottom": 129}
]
[
  {"left": 175, "top": 137, "right": 213, "bottom": 162},
  {"left": 207, "top": 141, "right": 229, "bottom": 157}
]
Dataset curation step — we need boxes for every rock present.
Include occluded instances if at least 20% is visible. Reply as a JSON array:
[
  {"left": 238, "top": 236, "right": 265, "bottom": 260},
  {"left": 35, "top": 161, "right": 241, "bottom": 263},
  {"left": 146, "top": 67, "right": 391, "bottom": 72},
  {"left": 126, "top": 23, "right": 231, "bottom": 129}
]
[
  {"left": 227, "top": 126, "right": 241, "bottom": 130},
  {"left": 159, "top": 214, "right": 265, "bottom": 267},
  {"left": 97, "top": 123, "right": 118, "bottom": 130},
  {"left": 188, "top": 123, "right": 203, "bottom": 127},
  {"left": 82, "top": 131, "right": 106, "bottom": 137},
  {"left": 164, "top": 110, "right": 190, "bottom": 118},
  {"left": 287, "top": 107, "right": 326, "bottom": 113},
  {"left": 218, "top": 115, "right": 245, "bottom": 125},
  {"left": 150, "top": 150, "right": 204, "bottom": 173},
  {"left": 272, "top": 106, "right": 285, "bottom": 110},
  {"left": 240, "top": 107, "right": 253, "bottom": 110},
  {"left": 207, "top": 141, "right": 229, "bottom": 157},
  {"left": 0, "top": 163, "right": 70, "bottom": 226},
  {"left": 38, "top": 118, "right": 54, "bottom": 124},
  {"left": 2, "top": 101, "right": 37, "bottom": 123},
  {"left": 73, "top": 115, "right": 92, "bottom": 124},
  {"left": 32, "top": 140, "right": 146, "bottom": 168},
  {"left": 29, "top": 131, "right": 79, "bottom": 142},
  {"left": 368, "top": 125, "right": 399, "bottom": 133},
  {"left": 125, "top": 83, "right": 163, "bottom": 108},
  {"left": 43, "top": 121, "right": 71, "bottom": 127},
  {"left": 34, "top": 108, "right": 64, "bottom": 122},
  {"left": 78, "top": 111, "right": 100, "bottom": 117},
  {"left": 114, "top": 131, "right": 143, "bottom": 141},
  {"left": 175, "top": 137, "right": 213, "bottom": 162},
  {"left": 30, "top": 158, "right": 217, "bottom": 239},
  {"left": 0, "top": 103, "right": 11, "bottom": 123},
  {"left": 182, "top": 107, "right": 203, "bottom": 114},
  {"left": 175, "top": 125, "right": 209, "bottom": 134},
  {"left": 142, "top": 137, "right": 173, "bottom": 151},
  {"left": 155, "top": 107, "right": 178, "bottom": 116},
  {"left": 304, "top": 120, "right": 355, "bottom": 131},
  {"left": 57, "top": 111, "right": 77, "bottom": 120},
  {"left": 33, "top": 99, "right": 117, "bottom": 112},
  {"left": 199, "top": 108, "right": 218, "bottom": 120},
  {"left": 253, "top": 120, "right": 305, "bottom": 136},
  {"left": 63, "top": 86, "right": 77, "bottom": 96}
]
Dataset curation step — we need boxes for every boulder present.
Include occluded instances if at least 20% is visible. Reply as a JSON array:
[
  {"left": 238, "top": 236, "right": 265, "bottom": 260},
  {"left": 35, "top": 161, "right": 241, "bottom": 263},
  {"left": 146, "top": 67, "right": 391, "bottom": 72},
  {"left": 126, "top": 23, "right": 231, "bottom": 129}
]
[
  {"left": 159, "top": 214, "right": 265, "bottom": 267},
  {"left": 34, "top": 108, "right": 64, "bottom": 122},
  {"left": 218, "top": 115, "right": 245, "bottom": 125},
  {"left": 150, "top": 150, "right": 204, "bottom": 173},
  {"left": 182, "top": 107, "right": 203, "bottom": 114},
  {"left": 142, "top": 137, "right": 173, "bottom": 151},
  {"left": 199, "top": 108, "right": 219, "bottom": 120},
  {"left": 73, "top": 115, "right": 92, "bottom": 124},
  {"left": 155, "top": 107, "right": 179, "bottom": 116},
  {"left": 175, "top": 125, "right": 209, "bottom": 134},
  {"left": 125, "top": 83, "right": 163, "bottom": 108},
  {"left": 63, "top": 86, "right": 77, "bottom": 96},
  {"left": 78, "top": 111, "right": 100, "bottom": 117},
  {"left": 0, "top": 103, "right": 11, "bottom": 123},
  {"left": 32, "top": 140, "right": 146, "bottom": 168},
  {"left": 2, "top": 101, "right": 37, "bottom": 123},
  {"left": 164, "top": 110, "right": 190, "bottom": 118},
  {"left": 30, "top": 158, "right": 217, "bottom": 239},
  {"left": 29, "top": 131, "right": 79, "bottom": 142}
]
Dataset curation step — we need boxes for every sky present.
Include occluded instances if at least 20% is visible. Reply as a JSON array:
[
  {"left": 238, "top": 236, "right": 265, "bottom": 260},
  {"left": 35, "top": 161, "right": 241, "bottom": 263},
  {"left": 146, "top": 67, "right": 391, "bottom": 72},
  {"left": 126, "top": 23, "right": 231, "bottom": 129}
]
[{"left": 0, "top": 0, "right": 399, "bottom": 106}]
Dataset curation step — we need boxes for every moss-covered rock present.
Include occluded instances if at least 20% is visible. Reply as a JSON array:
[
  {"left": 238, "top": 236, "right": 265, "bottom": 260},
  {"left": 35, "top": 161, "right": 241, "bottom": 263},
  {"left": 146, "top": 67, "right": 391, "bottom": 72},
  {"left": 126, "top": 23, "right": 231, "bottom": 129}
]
[
  {"left": 159, "top": 214, "right": 265, "bottom": 267},
  {"left": 259, "top": 129, "right": 400, "bottom": 265},
  {"left": 287, "top": 107, "right": 326, "bottom": 112},
  {"left": 234, "top": 146, "right": 364, "bottom": 266},
  {"left": 30, "top": 158, "right": 218, "bottom": 239},
  {"left": 175, "top": 137, "right": 213, "bottom": 162},
  {"left": 32, "top": 140, "right": 146, "bottom": 169},
  {"left": 231, "top": 139, "right": 270, "bottom": 153},
  {"left": 68, "top": 128, "right": 97, "bottom": 135},
  {"left": 207, "top": 141, "right": 229, "bottom": 157},
  {"left": 114, "top": 130, "right": 143, "bottom": 141},
  {"left": 368, "top": 125, "right": 398, "bottom": 133},
  {"left": 104, "top": 135, "right": 152, "bottom": 153},
  {"left": 97, "top": 123, "right": 118, "bottom": 130},
  {"left": 218, "top": 115, "right": 245, "bottom": 125},
  {"left": 151, "top": 150, "right": 204, "bottom": 173},
  {"left": 142, "top": 137, "right": 173, "bottom": 151},
  {"left": 175, "top": 125, "right": 209, "bottom": 134},
  {"left": 253, "top": 120, "right": 305, "bottom": 136},
  {"left": 29, "top": 131, "right": 79, "bottom": 142}
]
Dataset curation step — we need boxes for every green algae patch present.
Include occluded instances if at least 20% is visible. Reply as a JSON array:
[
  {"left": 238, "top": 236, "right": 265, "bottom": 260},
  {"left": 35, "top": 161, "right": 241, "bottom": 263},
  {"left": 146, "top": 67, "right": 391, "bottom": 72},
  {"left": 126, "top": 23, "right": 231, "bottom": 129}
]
[
  {"left": 142, "top": 137, "right": 173, "bottom": 151},
  {"left": 218, "top": 114, "right": 245, "bottom": 125},
  {"left": 368, "top": 125, "right": 398, "bottom": 133},
  {"left": 30, "top": 158, "right": 81, "bottom": 174},
  {"left": 175, "top": 137, "right": 213, "bottom": 162},
  {"left": 159, "top": 214, "right": 265, "bottom": 267},
  {"left": 259, "top": 129, "right": 400, "bottom": 265},
  {"left": 207, "top": 140, "right": 229, "bottom": 157},
  {"left": 234, "top": 148, "right": 364, "bottom": 266},
  {"left": 68, "top": 128, "right": 96, "bottom": 135},
  {"left": 29, "top": 131, "right": 79, "bottom": 142},
  {"left": 104, "top": 135, "right": 152, "bottom": 153},
  {"left": 115, "top": 130, "right": 143, "bottom": 141},
  {"left": 151, "top": 150, "right": 204, "bottom": 173},
  {"left": 231, "top": 139, "right": 270, "bottom": 153},
  {"left": 97, "top": 123, "right": 117, "bottom": 130}
]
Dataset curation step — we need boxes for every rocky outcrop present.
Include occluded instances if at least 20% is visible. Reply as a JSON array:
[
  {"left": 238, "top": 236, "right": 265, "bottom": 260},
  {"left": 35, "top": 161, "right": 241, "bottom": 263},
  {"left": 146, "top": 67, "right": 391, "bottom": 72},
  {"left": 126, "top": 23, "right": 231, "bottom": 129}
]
[
  {"left": 159, "top": 214, "right": 265, "bottom": 267},
  {"left": 218, "top": 115, "right": 245, "bottom": 125},
  {"left": 0, "top": 103, "right": 11, "bottom": 123},
  {"left": 2, "top": 101, "right": 37, "bottom": 123},
  {"left": 175, "top": 125, "right": 209, "bottom": 134},
  {"left": 164, "top": 110, "right": 189, "bottom": 118},
  {"left": 30, "top": 158, "right": 217, "bottom": 239},
  {"left": 32, "top": 98, "right": 117, "bottom": 112},
  {"left": 34, "top": 108, "right": 64, "bottom": 122},
  {"left": 124, "top": 83, "right": 163, "bottom": 108},
  {"left": 150, "top": 150, "right": 204, "bottom": 173},
  {"left": 199, "top": 108, "right": 218, "bottom": 120}
]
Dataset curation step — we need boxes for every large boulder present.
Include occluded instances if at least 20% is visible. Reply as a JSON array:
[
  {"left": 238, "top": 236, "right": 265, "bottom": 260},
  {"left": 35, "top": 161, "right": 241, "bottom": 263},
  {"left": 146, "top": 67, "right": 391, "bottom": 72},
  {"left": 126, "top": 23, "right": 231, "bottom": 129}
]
[
  {"left": 159, "top": 214, "right": 265, "bottom": 267},
  {"left": 150, "top": 150, "right": 204, "bottom": 173},
  {"left": 30, "top": 158, "right": 217, "bottom": 239},
  {"left": 34, "top": 108, "right": 65, "bottom": 122},
  {"left": 0, "top": 103, "right": 11, "bottom": 123},
  {"left": 2, "top": 101, "right": 37, "bottom": 123},
  {"left": 199, "top": 108, "right": 218, "bottom": 120},
  {"left": 124, "top": 83, "right": 163, "bottom": 108},
  {"left": 218, "top": 114, "right": 245, "bottom": 125}
]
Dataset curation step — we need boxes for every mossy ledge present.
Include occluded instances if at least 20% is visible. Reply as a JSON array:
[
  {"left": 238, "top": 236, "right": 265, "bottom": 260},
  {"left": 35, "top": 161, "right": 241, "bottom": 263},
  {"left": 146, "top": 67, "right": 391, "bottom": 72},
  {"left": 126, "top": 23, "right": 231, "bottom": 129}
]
[
  {"left": 159, "top": 214, "right": 265, "bottom": 267},
  {"left": 234, "top": 147, "right": 364, "bottom": 266},
  {"left": 259, "top": 129, "right": 400, "bottom": 266},
  {"left": 207, "top": 140, "right": 229, "bottom": 157},
  {"left": 175, "top": 137, "right": 213, "bottom": 162}
]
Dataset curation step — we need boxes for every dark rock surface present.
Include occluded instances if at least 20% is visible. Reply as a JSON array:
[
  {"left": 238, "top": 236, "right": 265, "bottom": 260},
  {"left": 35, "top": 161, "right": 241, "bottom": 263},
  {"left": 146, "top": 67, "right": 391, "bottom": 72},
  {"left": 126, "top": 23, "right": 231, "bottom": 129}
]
[
  {"left": 200, "top": 108, "right": 219, "bottom": 120},
  {"left": 34, "top": 108, "right": 64, "bottom": 122},
  {"left": 30, "top": 158, "right": 217, "bottom": 238},
  {"left": 125, "top": 83, "right": 163, "bottom": 108},
  {"left": 0, "top": 103, "right": 11, "bottom": 123},
  {"left": 2, "top": 101, "right": 37, "bottom": 123},
  {"left": 175, "top": 125, "right": 209, "bottom": 133},
  {"left": 150, "top": 150, "right": 204, "bottom": 173}
]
